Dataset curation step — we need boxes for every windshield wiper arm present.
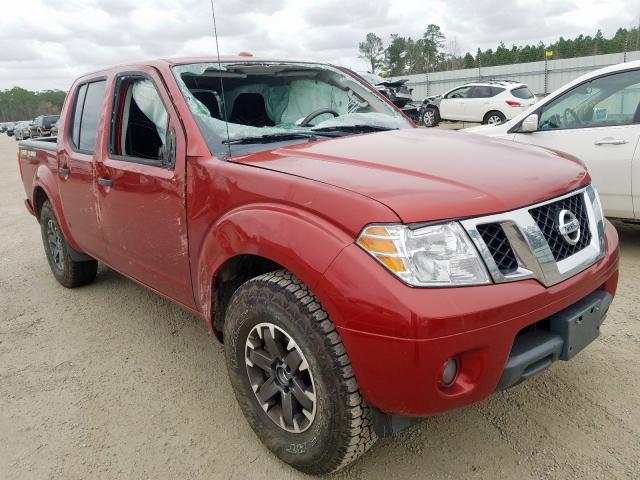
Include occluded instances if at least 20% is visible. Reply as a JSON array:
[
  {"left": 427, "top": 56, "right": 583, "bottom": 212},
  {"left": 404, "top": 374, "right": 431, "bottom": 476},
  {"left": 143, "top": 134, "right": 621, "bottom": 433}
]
[
  {"left": 222, "top": 132, "right": 320, "bottom": 145},
  {"left": 312, "top": 125, "right": 396, "bottom": 134}
]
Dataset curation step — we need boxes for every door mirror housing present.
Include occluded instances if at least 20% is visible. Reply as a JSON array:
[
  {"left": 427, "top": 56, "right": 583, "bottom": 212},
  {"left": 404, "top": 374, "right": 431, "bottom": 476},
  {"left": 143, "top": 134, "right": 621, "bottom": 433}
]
[{"left": 520, "top": 114, "right": 539, "bottom": 133}]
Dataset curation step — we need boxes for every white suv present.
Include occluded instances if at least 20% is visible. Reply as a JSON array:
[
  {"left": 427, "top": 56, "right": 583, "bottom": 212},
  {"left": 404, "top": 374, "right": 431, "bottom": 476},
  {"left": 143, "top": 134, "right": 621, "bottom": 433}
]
[
  {"left": 420, "top": 80, "right": 537, "bottom": 127},
  {"left": 465, "top": 61, "right": 640, "bottom": 221}
]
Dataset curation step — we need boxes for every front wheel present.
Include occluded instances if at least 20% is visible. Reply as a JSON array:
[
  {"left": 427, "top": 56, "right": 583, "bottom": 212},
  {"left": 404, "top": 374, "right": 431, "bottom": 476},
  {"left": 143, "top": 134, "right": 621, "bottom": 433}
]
[
  {"left": 422, "top": 106, "right": 440, "bottom": 127},
  {"left": 223, "top": 270, "right": 377, "bottom": 475},
  {"left": 484, "top": 111, "right": 506, "bottom": 125},
  {"left": 40, "top": 200, "right": 98, "bottom": 288}
]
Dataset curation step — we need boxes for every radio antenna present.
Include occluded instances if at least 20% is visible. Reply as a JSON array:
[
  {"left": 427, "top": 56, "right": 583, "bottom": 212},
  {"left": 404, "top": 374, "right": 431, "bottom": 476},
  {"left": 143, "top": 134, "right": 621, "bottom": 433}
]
[{"left": 209, "top": 0, "right": 231, "bottom": 159}]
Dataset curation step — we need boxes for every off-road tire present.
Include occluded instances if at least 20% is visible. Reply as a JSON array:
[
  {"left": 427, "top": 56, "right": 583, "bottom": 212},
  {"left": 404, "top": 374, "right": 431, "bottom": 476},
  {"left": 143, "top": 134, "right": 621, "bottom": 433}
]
[
  {"left": 223, "top": 269, "right": 377, "bottom": 475},
  {"left": 483, "top": 110, "right": 506, "bottom": 125},
  {"left": 422, "top": 106, "right": 440, "bottom": 127},
  {"left": 40, "top": 200, "right": 98, "bottom": 288}
]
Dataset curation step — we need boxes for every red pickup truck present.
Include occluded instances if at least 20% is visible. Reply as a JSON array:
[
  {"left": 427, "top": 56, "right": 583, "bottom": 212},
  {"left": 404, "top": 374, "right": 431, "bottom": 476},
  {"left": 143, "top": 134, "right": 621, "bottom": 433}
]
[{"left": 18, "top": 56, "right": 619, "bottom": 474}]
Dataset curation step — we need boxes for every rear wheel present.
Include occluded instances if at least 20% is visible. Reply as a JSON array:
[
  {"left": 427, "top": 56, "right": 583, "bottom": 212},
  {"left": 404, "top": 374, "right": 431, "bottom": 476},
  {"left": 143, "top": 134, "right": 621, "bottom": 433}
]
[
  {"left": 484, "top": 111, "right": 506, "bottom": 125},
  {"left": 40, "top": 201, "right": 98, "bottom": 288},
  {"left": 422, "top": 106, "right": 440, "bottom": 127},
  {"left": 223, "top": 270, "right": 377, "bottom": 475}
]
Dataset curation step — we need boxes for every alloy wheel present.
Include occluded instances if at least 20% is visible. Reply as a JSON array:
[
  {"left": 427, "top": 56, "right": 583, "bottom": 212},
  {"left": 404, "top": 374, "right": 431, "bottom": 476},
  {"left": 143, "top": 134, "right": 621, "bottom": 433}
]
[
  {"left": 245, "top": 322, "right": 317, "bottom": 433},
  {"left": 46, "top": 219, "right": 64, "bottom": 271},
  {"left": 487, "top": 115, "right": 503, "bottom": 125},
  {"left": 423, "top": 110, "right": 435, "bottom": 126}
]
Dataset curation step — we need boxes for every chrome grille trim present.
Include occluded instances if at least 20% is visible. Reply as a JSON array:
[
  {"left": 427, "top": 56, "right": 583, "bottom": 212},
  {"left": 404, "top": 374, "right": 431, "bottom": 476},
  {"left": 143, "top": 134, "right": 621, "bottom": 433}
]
[{"left": 461, "top": 185, "right": 605, "bottom": 287}]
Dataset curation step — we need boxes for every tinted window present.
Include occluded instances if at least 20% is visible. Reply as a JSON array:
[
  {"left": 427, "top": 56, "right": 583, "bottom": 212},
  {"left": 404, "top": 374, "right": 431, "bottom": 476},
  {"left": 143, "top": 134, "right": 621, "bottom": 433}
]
[
  {"left": 43, "top": 115, "right": 59, "bottom": 127},
  {"left": 71, "top": 84, "right": 87, "bottom": 147},
  {"left": 78, "top": 81, "right": 106, "bottom": 151},
  {"left": 468, "top": 86, "right": 504, "bottom": 98},
  {"left": 539, "top": 69, "right": 640, "bottom": 130},
  {"left": 511, "top": 86, "right": 534, "bottom": 99},
  {"left": 110, "top": 76, "right": 168, "bottom": 162},
  {"left": 445, "top": 86, "right": 471, "bottom": 99}
]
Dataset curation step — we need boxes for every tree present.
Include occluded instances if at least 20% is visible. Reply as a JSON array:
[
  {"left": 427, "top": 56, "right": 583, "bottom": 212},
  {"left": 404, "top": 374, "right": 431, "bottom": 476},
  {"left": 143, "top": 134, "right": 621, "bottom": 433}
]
[
  {"left": 422, "top": 24, "right": 446, "bottom": 71},
  {"left": 463, "top": 52, "right": 475, "bottom": 69},
  {"left": 385, "top": 34, "right": 409, "bottom": 76},
  {"left": 359, "top": 33, "right": 385, "bottom": 74}
]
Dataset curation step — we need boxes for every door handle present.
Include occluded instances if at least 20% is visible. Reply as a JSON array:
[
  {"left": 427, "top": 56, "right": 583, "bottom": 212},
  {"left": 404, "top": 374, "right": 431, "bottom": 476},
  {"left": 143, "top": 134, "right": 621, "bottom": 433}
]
[
  {"left": 97, "top": 177, "right": 113, "bottom": 187},
  {"left": 594, "top": 138, "right": 627, "bottom": 146},
  {"left": 59, "top": 166, "right": 70, "bottom": 175}
]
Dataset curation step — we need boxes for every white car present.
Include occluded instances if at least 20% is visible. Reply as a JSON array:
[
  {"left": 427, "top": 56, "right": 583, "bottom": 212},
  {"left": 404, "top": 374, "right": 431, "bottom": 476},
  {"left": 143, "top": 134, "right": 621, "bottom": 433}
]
[
  {"left": 420, "top": 80, "right": 537, "bottom": 127},
  {"left": 466, "top": 61, "right": 640, "bottom": 221}
]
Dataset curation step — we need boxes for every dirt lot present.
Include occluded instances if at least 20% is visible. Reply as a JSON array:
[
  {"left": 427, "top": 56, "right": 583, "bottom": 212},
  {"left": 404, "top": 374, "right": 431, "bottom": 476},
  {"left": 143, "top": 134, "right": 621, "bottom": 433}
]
[{"left": 1, "top": 133, "right": 639, "bottom": 480}]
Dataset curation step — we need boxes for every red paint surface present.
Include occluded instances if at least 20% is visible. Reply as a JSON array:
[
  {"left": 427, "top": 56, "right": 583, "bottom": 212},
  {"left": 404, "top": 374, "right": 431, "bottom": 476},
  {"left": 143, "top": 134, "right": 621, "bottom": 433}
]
[{"left": 18, "top": 57, "right": 620, "bottom": 416}]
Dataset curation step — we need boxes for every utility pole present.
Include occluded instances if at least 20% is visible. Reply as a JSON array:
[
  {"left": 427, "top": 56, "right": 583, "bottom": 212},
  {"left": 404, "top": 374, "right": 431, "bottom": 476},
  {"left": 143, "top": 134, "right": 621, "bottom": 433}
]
[
  {"left": 624, "top": 30, "right": 628, "bottom": 62},
  {"left": 544, "top": 49, "right": 553, "bottom": 96}
]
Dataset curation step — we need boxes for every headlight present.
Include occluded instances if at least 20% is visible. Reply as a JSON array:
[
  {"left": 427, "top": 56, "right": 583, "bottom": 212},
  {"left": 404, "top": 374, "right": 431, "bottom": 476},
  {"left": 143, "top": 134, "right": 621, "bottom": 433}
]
[{"left": 356, "top": 222, "right": 491, "bottom": 287}]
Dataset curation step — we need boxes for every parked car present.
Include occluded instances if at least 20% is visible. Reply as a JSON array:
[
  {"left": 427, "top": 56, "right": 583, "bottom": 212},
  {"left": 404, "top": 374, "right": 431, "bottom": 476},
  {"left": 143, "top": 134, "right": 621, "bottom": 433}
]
[
  {"left": 0, "top": 123, "right": 7, "bottom": 133},
  {"left": 50, "top": 120, "right": 59, "bottom": 137},
  {"left": 421, "top": 80, "right": 537, "bottom": 126},
  {"left": 358, "top": 71, "right": 413, "bottom": 108},
  {"left": 14, "top": 121, "right": 32, "bottom": 141},
  {"left": 18, "top": 57, "right": 618, "bottom": 475},
  {"left": 29, "top": 114, "right": 60, "bottom": 137},
  {"left": 5, "top": 123, "right": 16, "bottom": 136},
  {"left": 466, "top": 61, "right": 640, "bottom": 221}
]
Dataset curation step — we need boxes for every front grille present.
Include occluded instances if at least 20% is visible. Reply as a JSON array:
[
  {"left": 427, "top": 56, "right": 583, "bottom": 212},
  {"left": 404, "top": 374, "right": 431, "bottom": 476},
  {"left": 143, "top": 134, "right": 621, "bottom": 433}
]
[
  {"left": 529, "top": 193, "right": 591, "bottom": 261},
  {"left": 477, "top": 223, "right": 519, "bottom": 274}
]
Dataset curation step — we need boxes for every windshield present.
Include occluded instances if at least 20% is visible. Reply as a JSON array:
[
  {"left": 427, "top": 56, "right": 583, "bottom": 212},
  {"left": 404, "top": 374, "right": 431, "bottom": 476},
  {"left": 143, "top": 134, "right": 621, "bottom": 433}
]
[
  {"left": 172, "top": 62, "right": 411, "bottom": 157},
  {"left": 43, "top": 115, "right": 59, "bottom": 127}
]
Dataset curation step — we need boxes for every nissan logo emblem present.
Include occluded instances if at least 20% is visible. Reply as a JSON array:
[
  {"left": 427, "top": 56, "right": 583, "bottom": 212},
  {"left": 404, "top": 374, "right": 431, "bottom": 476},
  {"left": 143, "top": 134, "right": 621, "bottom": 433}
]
[{"left": 558, "top": 209, "right": 581, "bottom": 245}]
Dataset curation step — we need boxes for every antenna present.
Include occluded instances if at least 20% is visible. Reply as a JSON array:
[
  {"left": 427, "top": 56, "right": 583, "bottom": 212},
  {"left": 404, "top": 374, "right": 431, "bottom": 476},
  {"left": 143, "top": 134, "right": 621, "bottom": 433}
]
[{"left": 209, "top": 0, "right": 231, "bottom": 158}]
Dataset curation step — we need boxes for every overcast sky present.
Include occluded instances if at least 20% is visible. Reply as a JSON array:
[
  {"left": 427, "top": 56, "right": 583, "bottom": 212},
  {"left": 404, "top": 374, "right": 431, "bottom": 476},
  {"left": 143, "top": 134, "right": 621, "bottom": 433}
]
[{"left": 1, "top": 0, "right": 638, "bottom": 91}]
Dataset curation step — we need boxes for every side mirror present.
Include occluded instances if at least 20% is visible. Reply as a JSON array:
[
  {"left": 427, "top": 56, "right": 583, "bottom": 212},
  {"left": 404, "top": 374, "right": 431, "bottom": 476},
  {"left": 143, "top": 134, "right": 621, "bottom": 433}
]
[{"left": 520, "top": 114, "right": 539, "bottom": 133}]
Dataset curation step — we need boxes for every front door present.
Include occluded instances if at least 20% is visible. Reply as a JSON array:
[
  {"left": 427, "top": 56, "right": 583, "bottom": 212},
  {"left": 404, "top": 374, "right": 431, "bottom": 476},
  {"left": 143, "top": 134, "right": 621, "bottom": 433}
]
[
  {"left": 514, "top": 67, "right": 640, "bottom": 219},
  {"left": 440, "top": 86, "right": 471, "bottom": 121},
  {"left": 95, "top": 67, "right": 194, "bottom": 307}
]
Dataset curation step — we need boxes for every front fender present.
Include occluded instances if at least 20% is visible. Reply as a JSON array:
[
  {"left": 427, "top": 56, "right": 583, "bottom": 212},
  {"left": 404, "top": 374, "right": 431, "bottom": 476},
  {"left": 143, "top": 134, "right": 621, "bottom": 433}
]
[{"left": 194, "top": 203, "right": 357, "bottom": 326}]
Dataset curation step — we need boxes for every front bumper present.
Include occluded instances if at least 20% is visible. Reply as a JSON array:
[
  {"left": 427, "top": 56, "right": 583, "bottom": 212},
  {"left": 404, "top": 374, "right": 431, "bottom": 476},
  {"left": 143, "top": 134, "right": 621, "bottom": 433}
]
[{"left": 316, "top": 220, "right": 619, "bottom": 416}]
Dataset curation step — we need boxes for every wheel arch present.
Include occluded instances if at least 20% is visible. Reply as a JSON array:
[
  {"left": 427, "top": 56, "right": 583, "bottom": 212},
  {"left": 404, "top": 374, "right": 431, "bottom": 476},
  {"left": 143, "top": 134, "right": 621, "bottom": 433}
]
[
  {"left": 483, "top": 109, "right": 507, "bottom": 123},
  {"left": 31, "top": 168, "right": 83, "bottom": 252},
  {"left": 196, "top": 205, "right": 356, "bottom": 339}
]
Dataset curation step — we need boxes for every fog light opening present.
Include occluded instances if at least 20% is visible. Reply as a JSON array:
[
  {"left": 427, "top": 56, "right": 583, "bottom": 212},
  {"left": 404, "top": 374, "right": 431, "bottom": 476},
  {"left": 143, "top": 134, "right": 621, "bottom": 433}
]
[{"left": 442, "top": 358, "right": 459, "bottom": 386}]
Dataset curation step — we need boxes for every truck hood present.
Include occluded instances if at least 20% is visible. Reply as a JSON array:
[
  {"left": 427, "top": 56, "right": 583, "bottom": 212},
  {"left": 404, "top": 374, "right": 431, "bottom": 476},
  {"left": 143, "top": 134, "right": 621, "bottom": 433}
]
[{"left": 233, "top": 128, "right": 588, "bottom": 223}]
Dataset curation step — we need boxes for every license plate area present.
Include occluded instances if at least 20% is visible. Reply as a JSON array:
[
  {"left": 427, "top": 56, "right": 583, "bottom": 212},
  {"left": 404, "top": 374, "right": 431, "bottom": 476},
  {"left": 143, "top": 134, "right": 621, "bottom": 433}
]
[{"left": 549, "top": 290, "right": 613, "bottom": 360}]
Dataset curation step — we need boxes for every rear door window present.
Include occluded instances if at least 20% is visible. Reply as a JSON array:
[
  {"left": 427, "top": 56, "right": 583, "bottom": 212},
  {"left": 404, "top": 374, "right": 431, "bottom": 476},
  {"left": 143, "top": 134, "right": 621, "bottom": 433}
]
[{"left": 70, "top": 80, "right": 106, "bottom": 152}]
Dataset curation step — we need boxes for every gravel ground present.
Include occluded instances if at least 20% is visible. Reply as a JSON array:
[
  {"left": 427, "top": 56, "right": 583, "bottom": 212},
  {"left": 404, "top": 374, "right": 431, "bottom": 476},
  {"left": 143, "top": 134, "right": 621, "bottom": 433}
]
[{"left": 1, "top": 134, "right": 639, "bottom": 480}]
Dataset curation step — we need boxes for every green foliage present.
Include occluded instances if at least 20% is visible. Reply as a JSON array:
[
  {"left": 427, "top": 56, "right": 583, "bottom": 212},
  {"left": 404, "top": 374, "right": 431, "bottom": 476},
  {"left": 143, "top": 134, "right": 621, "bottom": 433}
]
[
  {"left": 0, "top": 87, "right": 66, "bottom": 122},
  {"left": 358, "top": 32, "right": 385, "bottom": 74},
  {"left": 360, "top": 26, "right": 640, "bottom": 77}
]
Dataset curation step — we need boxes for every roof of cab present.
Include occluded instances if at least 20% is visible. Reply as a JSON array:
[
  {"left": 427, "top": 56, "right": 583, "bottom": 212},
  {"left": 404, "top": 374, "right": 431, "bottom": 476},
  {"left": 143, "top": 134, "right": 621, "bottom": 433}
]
[{"left": 74, "top": 56, "right": 325, "bottom": 82}]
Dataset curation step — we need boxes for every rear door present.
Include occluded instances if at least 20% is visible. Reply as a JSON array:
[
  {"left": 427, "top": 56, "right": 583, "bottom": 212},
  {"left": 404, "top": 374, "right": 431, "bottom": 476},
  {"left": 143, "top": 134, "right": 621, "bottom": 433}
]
[
  {"left": 95, "top": 66, "right": 194, "bottom": 307},
  {"left": 58, "top": 79, "right": 108, "bottom": 258},
  {"left": 513, "top": 68, "right": 640, "bottom": 219},
  {"left": 464, "top": 86, "right": 501, "bottom": 122},
  {"left": 439, "top": 86, "right": 471, "bottom": 121}
]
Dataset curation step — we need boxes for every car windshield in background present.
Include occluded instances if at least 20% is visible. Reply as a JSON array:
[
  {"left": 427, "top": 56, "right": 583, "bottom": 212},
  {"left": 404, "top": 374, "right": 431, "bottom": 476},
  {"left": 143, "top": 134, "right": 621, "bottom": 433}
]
[
  {"left": 511, "top": 86, "right": 535, "bottom": 99},
  {"left": 172, "top": 62, "right": 411, "bottom": 157},
  {"left": 43, "top": 115, "right": 59, "bottom": 127}
]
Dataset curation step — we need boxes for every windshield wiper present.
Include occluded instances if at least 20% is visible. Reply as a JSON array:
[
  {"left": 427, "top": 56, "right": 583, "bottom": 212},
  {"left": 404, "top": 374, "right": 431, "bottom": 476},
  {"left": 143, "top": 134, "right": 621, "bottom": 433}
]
[
  {"left": 311, "top": 125, "right": 396, "bottom": 134},
  {"left": 223, "top": 132, "right": 321, "bottom": 145}
]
